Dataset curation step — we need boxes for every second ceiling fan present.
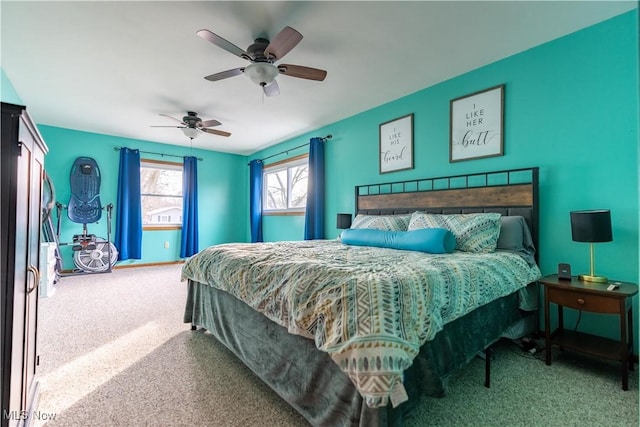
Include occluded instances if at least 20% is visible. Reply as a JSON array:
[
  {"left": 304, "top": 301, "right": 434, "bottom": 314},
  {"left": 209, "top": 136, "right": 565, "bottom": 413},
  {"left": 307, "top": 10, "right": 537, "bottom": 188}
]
[
  {"left": 151, "top": 111, "right": 231, "bottom": 140},
  {"left": 197, "top": 25, "right": 327, "bottom": 97}
]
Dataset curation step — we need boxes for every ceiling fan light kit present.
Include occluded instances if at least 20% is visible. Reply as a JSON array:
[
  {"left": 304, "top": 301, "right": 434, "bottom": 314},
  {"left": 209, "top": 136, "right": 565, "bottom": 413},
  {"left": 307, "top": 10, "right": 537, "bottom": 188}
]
[
  {"left": 244, "top": 62, "right": 279, "bottom": 86},
  {"left": 181, "top": 127, "right": 200, "bottom": 139}
]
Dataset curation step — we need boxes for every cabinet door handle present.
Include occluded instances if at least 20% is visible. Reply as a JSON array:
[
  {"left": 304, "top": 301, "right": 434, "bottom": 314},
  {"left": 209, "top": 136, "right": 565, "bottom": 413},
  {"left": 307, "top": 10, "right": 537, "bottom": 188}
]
[
  {"left": 577, "top": 298, "right": 585, "bottom": 305},
  {"left": 27, "top": 265, "right": 40, "bottom": 294}
]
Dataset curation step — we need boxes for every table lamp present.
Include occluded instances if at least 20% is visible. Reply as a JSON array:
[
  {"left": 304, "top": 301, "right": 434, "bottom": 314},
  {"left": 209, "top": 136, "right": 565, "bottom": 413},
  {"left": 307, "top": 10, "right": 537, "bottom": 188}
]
[{"left": 570, "top": 209, "right": 612, "bottom": 283}]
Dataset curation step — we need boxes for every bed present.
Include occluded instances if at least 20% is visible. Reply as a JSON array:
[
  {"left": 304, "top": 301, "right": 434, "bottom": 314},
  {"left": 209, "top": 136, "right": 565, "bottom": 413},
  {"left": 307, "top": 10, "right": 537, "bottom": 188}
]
[{"left": 182, "top": 167, "right": 541, "bottom": 426}]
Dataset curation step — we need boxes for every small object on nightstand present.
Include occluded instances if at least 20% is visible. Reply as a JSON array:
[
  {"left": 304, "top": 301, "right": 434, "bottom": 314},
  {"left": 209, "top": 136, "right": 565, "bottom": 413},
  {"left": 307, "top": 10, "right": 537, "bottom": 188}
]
[
  {"left": 558, "top": 263, "right": 572, "bottom": 280},
  {"left": 607, "top": 283, "right": 620, "bottom": 291}
]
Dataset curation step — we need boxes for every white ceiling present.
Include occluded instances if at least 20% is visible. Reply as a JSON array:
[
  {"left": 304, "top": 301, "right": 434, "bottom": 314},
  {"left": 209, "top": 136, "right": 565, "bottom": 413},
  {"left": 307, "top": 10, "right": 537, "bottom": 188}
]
[{"left": 1, "top": 1, "right": 635, "bottom": 155}]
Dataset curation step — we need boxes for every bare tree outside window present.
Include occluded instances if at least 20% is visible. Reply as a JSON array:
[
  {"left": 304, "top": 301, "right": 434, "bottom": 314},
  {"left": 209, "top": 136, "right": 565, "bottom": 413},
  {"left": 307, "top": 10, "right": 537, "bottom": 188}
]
[
  {"left": 140, "top": 160, "right": 183, "bottom": 226},
  {"left": 265, "top": 169, "right": 287, "bottom": 210},
  {"left": 289, "top": 165, "right": 308, "bottom": 208},
  {"left": 263, "top": 156, "right": 308, "bottom": 212}
]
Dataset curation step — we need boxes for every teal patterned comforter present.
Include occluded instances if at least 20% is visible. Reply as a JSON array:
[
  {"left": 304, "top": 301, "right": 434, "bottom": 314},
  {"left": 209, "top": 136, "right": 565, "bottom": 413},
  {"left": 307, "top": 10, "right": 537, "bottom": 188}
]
[{"left": 181, "top": 239, "right": 540, "bottom": 408}]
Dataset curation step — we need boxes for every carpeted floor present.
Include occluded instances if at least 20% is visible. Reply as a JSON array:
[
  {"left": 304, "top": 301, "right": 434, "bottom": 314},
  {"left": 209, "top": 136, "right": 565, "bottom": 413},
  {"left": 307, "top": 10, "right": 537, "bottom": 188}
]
[{"left": 35, "top": 264, "right": 638, "bottom": 426}]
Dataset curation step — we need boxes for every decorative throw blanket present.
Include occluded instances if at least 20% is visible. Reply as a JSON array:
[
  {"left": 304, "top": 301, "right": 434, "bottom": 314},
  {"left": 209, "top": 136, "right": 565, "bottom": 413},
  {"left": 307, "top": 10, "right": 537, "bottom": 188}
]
[{"left": 181, "top": 240, "right": 541, "bottom": 408}]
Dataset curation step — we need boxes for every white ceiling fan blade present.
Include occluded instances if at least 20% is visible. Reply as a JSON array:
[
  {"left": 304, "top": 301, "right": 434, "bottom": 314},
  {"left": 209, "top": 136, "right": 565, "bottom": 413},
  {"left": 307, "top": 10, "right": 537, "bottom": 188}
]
[
  {"left": 197, "top": 29, "right": 249, "bottom": 59},
  {"left": 158, "top": 113, "right": 186, "bottom": 125}
]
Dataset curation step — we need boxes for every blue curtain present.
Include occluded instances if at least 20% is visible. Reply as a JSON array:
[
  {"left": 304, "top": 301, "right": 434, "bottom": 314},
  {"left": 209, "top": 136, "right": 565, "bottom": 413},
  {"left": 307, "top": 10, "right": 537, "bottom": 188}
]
[
  {"left": 249, "top": 159, "right": 263, "bottom": 243},
  {"left": 180, "top": 156, "right": 199, "bottom": 258},
  {"left": 114, "top": 148, "right": 142, "bottom": 260},
  {"left": 304, "top": 137, "right": 325, "bottom": 240}
]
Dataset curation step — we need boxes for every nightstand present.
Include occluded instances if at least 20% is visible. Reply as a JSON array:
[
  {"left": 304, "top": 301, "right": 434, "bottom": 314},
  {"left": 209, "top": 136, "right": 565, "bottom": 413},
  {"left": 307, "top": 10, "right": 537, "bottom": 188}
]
[{"left": 540, "top": 274, "right": 638, "bottom": 390}]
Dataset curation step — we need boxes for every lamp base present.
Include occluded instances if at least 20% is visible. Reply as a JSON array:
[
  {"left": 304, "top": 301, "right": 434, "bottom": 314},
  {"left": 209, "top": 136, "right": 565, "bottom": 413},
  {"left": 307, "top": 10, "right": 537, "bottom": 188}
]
[{"left": 578, "top": 274, "right": 608, "bottom": 283}]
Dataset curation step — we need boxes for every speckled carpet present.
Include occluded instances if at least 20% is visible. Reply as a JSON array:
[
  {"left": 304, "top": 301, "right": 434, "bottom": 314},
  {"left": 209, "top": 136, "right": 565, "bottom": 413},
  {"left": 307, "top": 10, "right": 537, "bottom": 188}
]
[{"left": 35, "top": 264, "right": 638, "bottom": 426}]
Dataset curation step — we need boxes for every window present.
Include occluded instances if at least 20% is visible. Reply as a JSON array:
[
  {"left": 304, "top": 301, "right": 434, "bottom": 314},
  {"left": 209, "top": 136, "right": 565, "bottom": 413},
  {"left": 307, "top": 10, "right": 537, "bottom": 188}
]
[
  {"left": 140, "top": 159, "right": 183, "bottom": 228},
  {"left": 263, "top": 154, "right": 308, "bottom": 214}
]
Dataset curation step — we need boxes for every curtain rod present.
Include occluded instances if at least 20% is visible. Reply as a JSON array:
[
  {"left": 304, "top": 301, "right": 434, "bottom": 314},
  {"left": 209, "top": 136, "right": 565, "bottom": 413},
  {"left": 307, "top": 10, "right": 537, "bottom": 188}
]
[
  {"left": 114, "top": 146, "right": 203, "bottom": 161},
  {"left": 249, "top": 134, "right": 332, "bottom": 165}
]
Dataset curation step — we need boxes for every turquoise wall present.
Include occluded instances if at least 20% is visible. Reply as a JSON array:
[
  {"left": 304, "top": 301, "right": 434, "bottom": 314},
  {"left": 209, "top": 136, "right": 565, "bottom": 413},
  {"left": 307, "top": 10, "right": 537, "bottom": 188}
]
[
  {"left": 252, "top": 11, "right": 639, "bottom": 348},
  {"left": 38, "top": 125, "right": 248, "bottom": 269}
]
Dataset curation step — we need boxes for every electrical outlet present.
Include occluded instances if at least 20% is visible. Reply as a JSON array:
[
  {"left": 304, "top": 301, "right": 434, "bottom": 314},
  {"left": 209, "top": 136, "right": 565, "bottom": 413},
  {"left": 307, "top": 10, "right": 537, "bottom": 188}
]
[{"left": 164, "top": 241, "right": 170, "bottom": 249}]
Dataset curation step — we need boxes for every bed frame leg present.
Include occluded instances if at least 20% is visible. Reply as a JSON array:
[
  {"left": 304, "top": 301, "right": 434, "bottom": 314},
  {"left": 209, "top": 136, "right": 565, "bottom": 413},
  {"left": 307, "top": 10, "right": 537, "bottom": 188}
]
[
  {"left": 191, "top": 324, "right": 197, "bottom": 331},
  {"left": 484, "top": 346, "right": 493, "bottom": 388}
]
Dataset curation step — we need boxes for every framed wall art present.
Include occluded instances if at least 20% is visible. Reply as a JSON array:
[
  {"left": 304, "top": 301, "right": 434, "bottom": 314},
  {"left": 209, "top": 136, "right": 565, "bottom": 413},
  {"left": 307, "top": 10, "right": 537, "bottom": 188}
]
[
  {"left": 449, "top": 84, "right": 504, "bottom": 162},
  {"left": 379, "top": 113, "right": 413, "bottom": 173}
]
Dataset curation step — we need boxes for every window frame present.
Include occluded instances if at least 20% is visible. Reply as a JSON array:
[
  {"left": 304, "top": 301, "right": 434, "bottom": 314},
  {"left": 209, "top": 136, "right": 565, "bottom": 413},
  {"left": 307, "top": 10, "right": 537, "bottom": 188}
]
[
  {"left": 140, "top": 158, "right": 183, "bottom": 230},
  {"left": 262, "top": 154, "right": 309, "bottom": 216}
]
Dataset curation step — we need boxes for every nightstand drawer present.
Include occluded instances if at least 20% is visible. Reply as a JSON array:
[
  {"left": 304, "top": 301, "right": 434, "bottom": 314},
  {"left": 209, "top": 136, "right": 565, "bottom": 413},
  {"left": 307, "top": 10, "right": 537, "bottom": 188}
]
[{"left": 547, "top": 287, "right": 619, "bottom": 314}]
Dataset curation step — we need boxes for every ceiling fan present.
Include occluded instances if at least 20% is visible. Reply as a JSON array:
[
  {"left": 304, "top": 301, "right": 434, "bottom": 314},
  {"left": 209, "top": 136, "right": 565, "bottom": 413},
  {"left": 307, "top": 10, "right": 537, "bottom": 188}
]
[
  {"left": 151, "top": 111, "right": 231, "bottom": 139},
  {"left": 197, "top": 26, "right": 327, "bottom": 97}
]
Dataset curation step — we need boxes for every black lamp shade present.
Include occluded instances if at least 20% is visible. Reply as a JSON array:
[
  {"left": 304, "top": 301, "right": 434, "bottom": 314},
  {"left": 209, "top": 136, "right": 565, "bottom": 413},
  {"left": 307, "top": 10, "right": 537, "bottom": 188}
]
[
  {"left": 570, "top": 210, "right": 612, "bottom": 243},
  {"left": 336, "top": 213, "right": 352, "bottom": 229}
]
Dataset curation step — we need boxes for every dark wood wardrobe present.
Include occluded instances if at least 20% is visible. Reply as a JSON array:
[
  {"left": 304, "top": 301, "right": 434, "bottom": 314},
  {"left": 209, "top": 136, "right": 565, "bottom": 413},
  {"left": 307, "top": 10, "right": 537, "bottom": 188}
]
[{"left": 1, "top": 103, "right": 48, "bottom": 427}]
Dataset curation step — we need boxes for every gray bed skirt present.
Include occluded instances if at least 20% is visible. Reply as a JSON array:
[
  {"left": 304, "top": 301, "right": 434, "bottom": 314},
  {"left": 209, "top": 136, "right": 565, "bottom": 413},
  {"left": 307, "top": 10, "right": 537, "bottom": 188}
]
[{"left": 184, "top": 280, "right": 536, "bottom": 426}]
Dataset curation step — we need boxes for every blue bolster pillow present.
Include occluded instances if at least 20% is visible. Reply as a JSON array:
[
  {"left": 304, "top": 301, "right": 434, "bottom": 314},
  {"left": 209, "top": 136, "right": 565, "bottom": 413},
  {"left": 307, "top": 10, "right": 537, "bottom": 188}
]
[{"left": 340, "top": 228, "right": 456, "bottom": 254}]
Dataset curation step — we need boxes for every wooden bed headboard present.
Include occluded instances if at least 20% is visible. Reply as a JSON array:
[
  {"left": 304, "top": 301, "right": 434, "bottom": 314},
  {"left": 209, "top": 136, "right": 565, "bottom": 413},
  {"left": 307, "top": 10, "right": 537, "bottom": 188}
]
[{"left": 355, "top": 167, "right": 539, "bottom": 255}]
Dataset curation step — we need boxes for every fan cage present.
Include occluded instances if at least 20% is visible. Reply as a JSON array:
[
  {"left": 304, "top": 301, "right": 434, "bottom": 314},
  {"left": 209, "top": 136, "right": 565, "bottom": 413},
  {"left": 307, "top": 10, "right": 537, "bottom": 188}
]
[{"left": 73, "top": 238, "right": 118, "bottom": 273}]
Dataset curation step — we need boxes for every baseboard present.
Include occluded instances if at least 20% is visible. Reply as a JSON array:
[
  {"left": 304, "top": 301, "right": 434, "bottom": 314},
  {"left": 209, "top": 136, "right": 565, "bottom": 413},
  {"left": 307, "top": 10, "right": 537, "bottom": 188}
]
[
  {"left": 113, "top": 260, "right": 185, "bottom": 269},
  {"left": 60, "top": 260, "right": 185, "bottom": 274}
]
